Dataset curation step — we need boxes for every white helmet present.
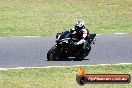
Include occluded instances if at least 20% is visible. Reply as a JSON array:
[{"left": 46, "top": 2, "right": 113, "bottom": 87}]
[{"left": 75, "top": 19, "right": 85, "bottom": 30}]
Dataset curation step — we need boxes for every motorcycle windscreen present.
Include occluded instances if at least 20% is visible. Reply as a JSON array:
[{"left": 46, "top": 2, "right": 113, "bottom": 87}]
[{"left": 59, "top": 31, "right": 70, "bottom": 40}]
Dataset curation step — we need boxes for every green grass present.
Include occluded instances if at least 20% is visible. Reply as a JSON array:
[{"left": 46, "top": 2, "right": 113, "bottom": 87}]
[
  {"left": 0, "top": 64, "right": 132, "bottom": 88},
  {"left": 0, "top": 0, "right": 132, "bottom": 36}
]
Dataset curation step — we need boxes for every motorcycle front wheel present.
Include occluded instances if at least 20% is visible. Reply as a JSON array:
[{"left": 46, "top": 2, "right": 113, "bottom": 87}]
[{"left": 47, "top": 46, "right": 59, "bottom": 61}]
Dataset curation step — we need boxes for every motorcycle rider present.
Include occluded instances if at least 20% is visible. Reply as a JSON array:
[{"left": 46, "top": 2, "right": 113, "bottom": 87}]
[{"left": 69, "top": 19, "right": 89, "bottom": 49}]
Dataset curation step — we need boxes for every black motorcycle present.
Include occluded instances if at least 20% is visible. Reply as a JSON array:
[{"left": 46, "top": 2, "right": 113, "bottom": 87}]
[{"left": 47, "top": 31, "right": 96, "bottom": 61}]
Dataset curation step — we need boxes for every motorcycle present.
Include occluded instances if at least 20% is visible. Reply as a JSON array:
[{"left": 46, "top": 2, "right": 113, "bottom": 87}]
[{"left": 47, "top": 31, "right": 96, "bottom": 61}]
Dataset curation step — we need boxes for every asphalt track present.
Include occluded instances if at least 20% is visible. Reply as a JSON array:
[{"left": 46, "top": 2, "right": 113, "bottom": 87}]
[{"left": 0, "top": 34, "right": 132, "bottom": 68}]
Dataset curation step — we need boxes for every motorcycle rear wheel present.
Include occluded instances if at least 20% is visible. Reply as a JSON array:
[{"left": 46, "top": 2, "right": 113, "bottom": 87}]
[
  {"left": 74, "top": 57, "right": 84, "bottom": 61},
  {"left": 74, "top": 46, "right": 91, "bottom": 61}
]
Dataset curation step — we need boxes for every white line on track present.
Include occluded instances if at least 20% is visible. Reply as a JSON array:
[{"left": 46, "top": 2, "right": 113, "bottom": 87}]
[
  {"left": 7, "top": 33, "right": 128, "bottom": 38},
  {"left": 11, "top": 36, "right": 41, "bottom": 38},
  {"left": 96, "top": 34, "right": 101, "bottom": 35},
  {"left": 0, "top": 63, "right": 132, "bottom": 70},
  {"left": 114, "top": 33, "right": 127, "bottom": 35}
]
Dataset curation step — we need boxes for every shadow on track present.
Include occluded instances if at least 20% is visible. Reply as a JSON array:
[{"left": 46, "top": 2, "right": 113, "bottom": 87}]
[{"left": 46, "top": 57, "right": 89, "bottom": 61}]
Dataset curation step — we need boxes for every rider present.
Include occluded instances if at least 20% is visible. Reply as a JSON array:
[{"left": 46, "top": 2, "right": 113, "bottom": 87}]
[{"left": 69, "top": 19, "right": 89, "bottom": 48}]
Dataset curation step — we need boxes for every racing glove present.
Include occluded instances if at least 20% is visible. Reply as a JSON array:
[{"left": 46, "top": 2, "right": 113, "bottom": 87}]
[{"left": 69, "top": 28, "right": 75, "bottom": 33}]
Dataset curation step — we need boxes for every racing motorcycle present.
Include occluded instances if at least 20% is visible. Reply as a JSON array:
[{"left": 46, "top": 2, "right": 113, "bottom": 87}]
[{"left": 47, "top": 31, "right": 96, "bottom": 61}]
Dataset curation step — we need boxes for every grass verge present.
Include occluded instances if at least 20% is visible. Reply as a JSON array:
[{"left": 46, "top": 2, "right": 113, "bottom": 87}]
[
  {"left": 0, "top": 0, "right": 132, "bottom": 36},
  {"left": 0, "top": 64, "right": 132, "bottom": 88}
]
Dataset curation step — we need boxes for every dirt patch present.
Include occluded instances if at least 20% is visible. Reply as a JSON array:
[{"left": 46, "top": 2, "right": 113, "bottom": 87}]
[
  {"left": 128, "top": 7, "right": 132, "bottom": 12},
  {"left": 98, "top": 3, "right": 118, "bottom": 7}
]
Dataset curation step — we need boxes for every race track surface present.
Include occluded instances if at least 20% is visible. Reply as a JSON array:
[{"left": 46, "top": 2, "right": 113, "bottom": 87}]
[{"left": 0, "top": 34, "right": 132, "bottom": 68}]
